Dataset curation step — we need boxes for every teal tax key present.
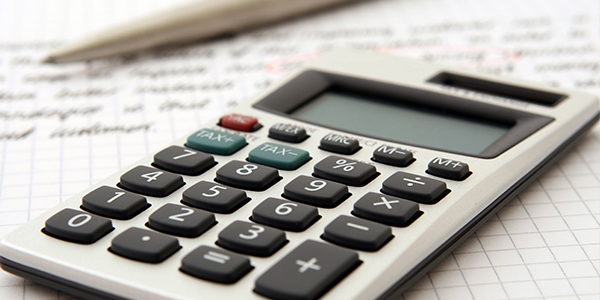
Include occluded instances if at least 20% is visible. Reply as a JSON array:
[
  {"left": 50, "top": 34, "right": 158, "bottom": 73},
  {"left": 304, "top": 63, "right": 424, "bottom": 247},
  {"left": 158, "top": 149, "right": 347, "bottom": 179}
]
[
  {"left": 186, "top": 128, "right": 247, "bottom": 155},
  {"left": 248, "top": 143, "right": 310, "bottom": 170}
]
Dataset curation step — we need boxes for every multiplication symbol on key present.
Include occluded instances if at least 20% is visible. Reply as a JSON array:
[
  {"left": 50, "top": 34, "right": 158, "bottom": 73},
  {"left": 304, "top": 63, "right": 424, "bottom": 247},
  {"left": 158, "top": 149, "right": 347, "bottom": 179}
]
[
  {"left": 333, "top": 159, "right": 356, "bottom": 172},
  {"left": 373, "top": 197, "right": 399, "bottom": 210},
  {"left": 403, "top": 176, "right": 425, "bottom": 187}
]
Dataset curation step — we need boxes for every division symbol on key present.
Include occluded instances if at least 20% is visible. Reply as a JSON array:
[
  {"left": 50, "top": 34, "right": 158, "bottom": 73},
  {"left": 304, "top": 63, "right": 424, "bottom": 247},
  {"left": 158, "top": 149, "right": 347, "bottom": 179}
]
[
  {"left": 333, "top": 159, "right": 356, "bottom": 171},
  {"left": 403, "top": 177, "right": 425, "bottom": 187},
  {"left": 296, "top": 257, "right": 321, "bottom": 273},
  {"left": 373, "top": 197, "right": 399, "bottom": 209},
  {"left": 203, "top": 251, "right": 230, "bottom": 264}
]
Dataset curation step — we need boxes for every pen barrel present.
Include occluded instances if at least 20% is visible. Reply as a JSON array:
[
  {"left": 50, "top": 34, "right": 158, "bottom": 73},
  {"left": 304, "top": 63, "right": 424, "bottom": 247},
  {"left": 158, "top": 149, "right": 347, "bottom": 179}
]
[{"left": 46, "top": 0, "right": 359, "bottom": 63}]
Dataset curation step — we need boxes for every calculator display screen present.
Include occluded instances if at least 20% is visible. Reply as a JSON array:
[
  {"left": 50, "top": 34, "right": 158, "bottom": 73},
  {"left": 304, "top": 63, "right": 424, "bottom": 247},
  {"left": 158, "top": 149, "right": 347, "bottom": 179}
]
[{"left": 291, "top": 91, "right": 512, "bottom": 155}]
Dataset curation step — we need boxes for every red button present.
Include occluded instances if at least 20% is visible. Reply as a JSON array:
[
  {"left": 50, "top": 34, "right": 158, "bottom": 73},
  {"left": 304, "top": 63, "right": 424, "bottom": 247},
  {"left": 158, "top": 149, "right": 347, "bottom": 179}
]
[{"left": 220, "top": 114, "right": 261, "bottom": 132}]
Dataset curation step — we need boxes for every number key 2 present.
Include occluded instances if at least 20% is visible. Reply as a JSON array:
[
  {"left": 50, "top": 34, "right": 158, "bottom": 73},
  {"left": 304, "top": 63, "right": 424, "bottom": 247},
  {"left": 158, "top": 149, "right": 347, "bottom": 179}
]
[{"left": 147, "top": 203, "right": 217, "bottom": 237}]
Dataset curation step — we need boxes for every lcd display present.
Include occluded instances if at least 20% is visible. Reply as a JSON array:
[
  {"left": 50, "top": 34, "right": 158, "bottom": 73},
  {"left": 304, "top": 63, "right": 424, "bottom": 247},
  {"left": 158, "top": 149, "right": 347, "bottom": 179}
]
[{"left": 291, "top": 91, "right": 512, "bottom": 155}]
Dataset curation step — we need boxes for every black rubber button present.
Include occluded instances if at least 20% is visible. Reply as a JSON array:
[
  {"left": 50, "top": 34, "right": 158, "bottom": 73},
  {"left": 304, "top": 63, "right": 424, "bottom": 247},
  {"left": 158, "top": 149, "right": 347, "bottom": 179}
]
[
  {"left": 322, "top": 215, "right": 393, "bottom": 251},
  {"left": 181, "top": 181, "right": 249, "bottom": 214},
  {"left": 381, "top": 171, "right": 448, "bottom": 204},
  {"left": 147, "top": 203, "right": 217, "bottom": 237},
  {"left": 319, "top": 133, "right": 360, "bottom": 154},
  {"left": 180, "top": 245, "right": 253, "bottom": 283},
  {"left": 252, "top": 198, "right": 320, "bottom": 232},
  {"left": 427, "top": 157, "right": 471, "bottom": 180},
  {"left": 313, "top": 155, "right": 377, "bottom": 186},
  {"left": 372, "top": 145, "right": 414, "bottom": 167},
  {"left": 215, "top": 160, "right": 280, "bottom": 191},
  {"left": 109, "top": 227, "right": 181, "bottom": 263},
  {"left": 268, "top": 123, "right": 308, "bottom": 143},
  {"left": 81, "top": 186, "right": 149, "bottom": 220},
  {"left": 153, "top": 145, "right": 216, "bottom": 176},
  {"left": 217, "top": 221, "right": 287, "bottom": 257},
  {"left": 283, "top": 175, "right": 349, "bottom": 208},
  {"left": 353, "top": 192, "right": 421, "bottom": 227},
  {"left": 43, "top": 209, "right": 113, "bottom": 244},
  {"left": 254, "top": 240, "right": 361, "bottom": 300},
  {"left": 119, "top": 165, "right": 184, "bottom": 197}
]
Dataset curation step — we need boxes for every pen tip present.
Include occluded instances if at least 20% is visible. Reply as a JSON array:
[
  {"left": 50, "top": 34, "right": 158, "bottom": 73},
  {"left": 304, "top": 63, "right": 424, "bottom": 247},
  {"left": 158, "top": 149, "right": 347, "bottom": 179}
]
[{"left": 41, "top": 56, "right": 56, "bottom": 64}]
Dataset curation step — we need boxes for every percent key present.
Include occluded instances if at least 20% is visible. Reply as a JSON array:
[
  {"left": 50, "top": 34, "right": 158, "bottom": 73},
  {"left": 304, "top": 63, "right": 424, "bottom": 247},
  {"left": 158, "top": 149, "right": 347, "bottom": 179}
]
[{"left": 313, "top": 156, "right": 378, "bottom": 186}]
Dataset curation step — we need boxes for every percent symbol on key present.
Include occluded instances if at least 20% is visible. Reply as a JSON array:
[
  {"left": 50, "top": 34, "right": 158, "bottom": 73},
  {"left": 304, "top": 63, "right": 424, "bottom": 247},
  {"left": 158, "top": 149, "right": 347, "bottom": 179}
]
[{"left": 333, "top": 159, "right": 356, "bottom": 172}]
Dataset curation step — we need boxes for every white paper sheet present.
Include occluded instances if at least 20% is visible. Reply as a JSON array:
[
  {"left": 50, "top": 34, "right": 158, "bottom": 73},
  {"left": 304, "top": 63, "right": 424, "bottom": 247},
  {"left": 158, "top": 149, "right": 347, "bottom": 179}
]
[{"left": 0, "top": 0, "right": 598, "bottom": 299}]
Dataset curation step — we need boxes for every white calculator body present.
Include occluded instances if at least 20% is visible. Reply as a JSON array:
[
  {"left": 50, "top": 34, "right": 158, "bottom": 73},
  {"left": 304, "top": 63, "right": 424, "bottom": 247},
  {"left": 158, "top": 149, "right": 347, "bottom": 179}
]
[{"left": 1, "top": 49, "right": 598, "bottom": 300}]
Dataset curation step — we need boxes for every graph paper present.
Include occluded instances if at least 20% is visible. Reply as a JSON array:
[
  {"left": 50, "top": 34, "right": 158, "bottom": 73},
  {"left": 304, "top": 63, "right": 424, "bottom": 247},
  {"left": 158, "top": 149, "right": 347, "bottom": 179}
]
[{"left": 0, "top": 0, "right": 598, "bottom": 299}]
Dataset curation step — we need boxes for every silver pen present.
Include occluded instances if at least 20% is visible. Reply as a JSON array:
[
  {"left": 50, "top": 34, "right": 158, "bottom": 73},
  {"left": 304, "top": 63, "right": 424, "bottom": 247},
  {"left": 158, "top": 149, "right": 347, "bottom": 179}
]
[{"left": 44, "top": 0, "right": 360, "bottom": 64}]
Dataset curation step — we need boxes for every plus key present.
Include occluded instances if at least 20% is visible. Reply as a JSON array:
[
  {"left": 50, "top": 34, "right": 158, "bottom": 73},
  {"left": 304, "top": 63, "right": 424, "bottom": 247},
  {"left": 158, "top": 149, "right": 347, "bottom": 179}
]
[{"left": 254, "top": 240, "right": 360, "bottom": 300}]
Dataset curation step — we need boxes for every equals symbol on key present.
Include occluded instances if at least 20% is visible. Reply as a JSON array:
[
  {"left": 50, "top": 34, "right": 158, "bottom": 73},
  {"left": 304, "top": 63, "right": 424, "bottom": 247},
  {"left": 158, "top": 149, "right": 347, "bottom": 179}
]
[{"left": 203, "top": 251, "right": 230, "bottom": 264}]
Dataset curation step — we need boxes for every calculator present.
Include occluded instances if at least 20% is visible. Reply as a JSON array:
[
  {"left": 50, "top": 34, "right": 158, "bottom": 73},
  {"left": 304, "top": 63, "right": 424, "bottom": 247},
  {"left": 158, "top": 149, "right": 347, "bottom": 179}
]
[{"left": 1, "top": 49, "right": 598, "bottom": 300}]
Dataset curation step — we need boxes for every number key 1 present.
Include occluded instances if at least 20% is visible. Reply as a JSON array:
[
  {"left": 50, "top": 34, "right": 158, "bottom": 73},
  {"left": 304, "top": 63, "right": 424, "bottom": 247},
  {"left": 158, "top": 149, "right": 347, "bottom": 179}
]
[{"left": 81, "top": 186, "right": 149, "bottom": 219}]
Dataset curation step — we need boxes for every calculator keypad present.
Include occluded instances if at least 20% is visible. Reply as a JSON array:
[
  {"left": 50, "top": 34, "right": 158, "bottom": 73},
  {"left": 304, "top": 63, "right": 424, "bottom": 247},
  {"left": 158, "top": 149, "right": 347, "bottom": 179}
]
[
  {"left": 119, "top": 165, "right": 184, "bottom": 197},
  {"left": 217, "top": 221, "right": 288, "bottom": 257},
  {"left": 283, "top": 175, "right": 349, "bottom": 208},
  {"left": 81, "top": 186, "right": 149, "bottom": 220},
  {"left": 147, "top": 204, "right": 216, "bottom": 237},
  {"left": 215, "top": 160, "right": 280, "bottom": 191},
  {"left": 180, "top": 246, "right": 253, "bottom": 283},
  {"left": 313, "top": 155, "right": 377, "bottom": 186},
  {"left": 43, "top": 209, "right": 113, "bottom": 244},
  {"left": 251, "top": 197, "right": 320, "bottom": 232},
  {"left": 109, "top": 227, "right": 181, "bottom": 263},
  {"left": 254, "top": 240, "right": 361, "bottom": 300},
  {"left": 321, "top": 215, "right": 393, "bottom": 251},
  {"left": 353, "top": 192, "right": 421, "bottom": 227},
  {"left": 153, "top": 145, "right": 216, "bottom": 175},
  {"left": 39, "top": 116, "right": 448, "bottom": 299},
  {"left": 381, "top": 171, "right": 448, "bottom": 204},
  {"left": 182, "top": 181, "right": 249, "bottom": 214}
]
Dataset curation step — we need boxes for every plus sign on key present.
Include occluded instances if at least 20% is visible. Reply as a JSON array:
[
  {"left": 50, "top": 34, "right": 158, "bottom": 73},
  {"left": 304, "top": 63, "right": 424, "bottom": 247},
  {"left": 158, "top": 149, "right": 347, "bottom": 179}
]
[{"left": 353, "top": 192, "right": 421, "bottom": 227}]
